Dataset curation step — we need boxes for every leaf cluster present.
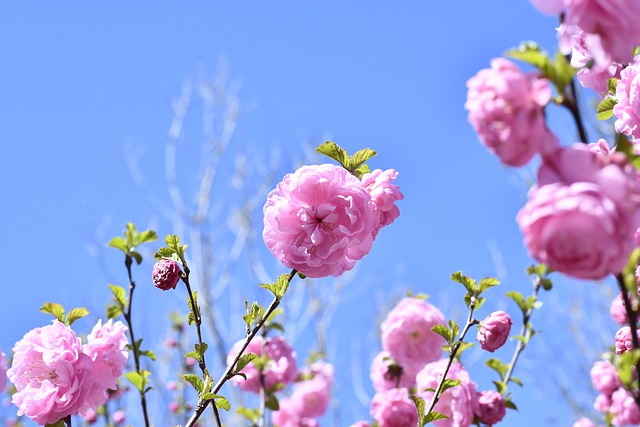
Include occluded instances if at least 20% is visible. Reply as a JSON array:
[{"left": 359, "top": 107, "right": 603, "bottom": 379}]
[
  {"left": 451, "top": 271, "right": 500, "bottom": 310},
  {"left": 315, "top": 141, "right": 377, "bottom": 178},
  {"left": 108, "top": 222, "right": 158, "bottom": 265},
  {"left": 182, "top": 372, "right": 230, "bottom": 411},
  {"left": 40, "top": 302, "right": 89, "bottom": 327},
  {"left": 505, "top": 41, "right": 575, "bottom": 93},
  {"left": 154, "top": 234, "right": 188, "bottom": 265}
]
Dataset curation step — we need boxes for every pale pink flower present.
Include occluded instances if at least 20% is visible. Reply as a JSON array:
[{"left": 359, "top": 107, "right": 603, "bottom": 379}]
[
  {"left": 288, "top": 376, "right": 331, "bottom": 419},
  {"left": 610, "top": 387, "right": 640, "bottom": 426},
  {"left": 565, "top": 0, "right": 640, "bottom": 64},
  {"left": 152, "top": 259, "right": 182, "bottom": 290},
  {"left": 573, "top": 418, "right": 596, "bottom": 427},
  {"left": 615, "top": 59, "right": 640, "bottom": 140},
  {"left": 360, "top": 169, "right": 404, "bottom": 237},
  {"left": 263, "top": 164, "right": 376, "bottom": 278},
  {"left": 594, "top": 393, "right": 611, "bottom": 413},
  {"left": 415, "top": 360, "right": 477, "bottom": 427},
  {"left": 272, "top": 398, "right": 320, "bottom": 427},
  {"left": 610, "top": 294, "right": 628, "bottom": 325},
  {"left": 167, "top": 380, "right": 178, "bottom": 391},
  {"left": 0, "top": 350, "right": 6, "bottom": 394},
  {"left": 380, "top": 298, "right": 446, "bottom": 373},
  {"left": 169, "top": 401, "right": 180, "bottom": 413},
  {"left": 568, "top": 28, "right": 623, "bottom": 96},
  {"left": 529, "top": 0, "right": 564, "bottom": 14},
  {"left": 112, "top": 410, "right": 125, "bottom": 424},
  {"left": 7, "top": 320, "right": 95, "bottom": 425},
  {"left": 370, "top": 351, "right": 418, "bottom": 392},
  {"left": 81, "top": 319, "right": 129, "bottom": 412},
  {"left": 590, "top": 360, "right": 621, "bottom": 397},
  {"left": 475, "top": 390, "right": 506, "bottom": 425},
  {"left": 477, "top": 311, "right": 512, "bottom": 352},
  {"left": 302, "top": 360, "right": 334, "bottom": 386},
  {"left": 227, "top": 336, "right": 298, "bottom": 393},
  {"left": 350, "top": 422, "right": 371, "bottom": 427},
  {"left": 370, "top": 388, "right": 418, "bottom": 427},
  {"left": 615, "top": 326, "right": 639, "bottom": 355},
  {"left": 465, "top": 58, "right": 558, "bottom": 167},
  {"left": 517, "top": 144, "right": 640, "bottom": 280},
  {"left": 84, "top": 408, "right": 98, "bottom": 424}
]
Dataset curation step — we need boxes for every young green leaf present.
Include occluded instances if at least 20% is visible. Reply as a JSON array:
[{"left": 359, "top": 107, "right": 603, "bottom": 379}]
[
  {"left": 597, "top": 97, "right": 617, "bottom": 120},
  {"left": 182, "top": 374, "right": 204, "bottom": 395},
  {"left": 236, "top": 353, "right": 258, "bottom": 372},
  {"left": 40, "top": 302, "right": 65, "bottom": 323},
  {"left": 450, "top": 271, "right": 476, "bottom": 295},
  {"left": 66, "top": 307, "right": 89, "bottom": 326},
  {"left": 109, "top": 284, "right": 127, "bottom": 308},
  {"left": 350, "top": 148, "right": 377, "bottom": 169},
  {"left": 505, "top": 291, "right": 527, "bottom": 314},
  {"left": 265, "top": 393, "right": 280, "bottom": 411},
  {"left": 315, "top": 141, "right": 350, "bottom": 168},
  {"left": 439, "top": 379, "right": 461, "bottom": 394},
  {"left": 107, "top": 236, "right": 128, "bottom": 252},
  {"left": 477, "top": 277, "right": 500, "bottom": 294},
  {"left": 432, "top": 325, "right": 452, "bottom": 344},
  {"left": 410, "top": 395, "right": 426, "bottom": 427}
]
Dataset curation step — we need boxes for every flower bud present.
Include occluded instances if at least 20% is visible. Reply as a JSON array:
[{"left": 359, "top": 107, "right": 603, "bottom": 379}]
[
  {"left": 477, "top": 311, "right": 512, "bottom": 352},
  {"left": 475, "top": 390, "right": 506, "bottom": 425},
  {"left": 615, "top": 326, "right": 640, "bottom": 355},
  {"left": 152, "top": 259, "right": 181, "bottom": 290}
]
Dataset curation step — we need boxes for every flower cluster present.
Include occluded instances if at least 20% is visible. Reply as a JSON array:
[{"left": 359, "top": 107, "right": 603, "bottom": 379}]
[
  {"left": 517, "top": 141, "right": 640, "bottom": 280},
  {"left": 589, "top": 359, "right": 640, "bottom": 426},
  {"left": 7, "top": 319, "right": 129, "bottom": 425},
  {"left": 263, "top": 163, "right": 403, "bottom": 278},
  {"left": 465, "top": 58, "right": 558, "bottom": 166}
]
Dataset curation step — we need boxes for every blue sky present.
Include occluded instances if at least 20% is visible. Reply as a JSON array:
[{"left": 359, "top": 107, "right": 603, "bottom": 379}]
[{"left": 0, "top": 2, "right": 614, "bottom": 426}]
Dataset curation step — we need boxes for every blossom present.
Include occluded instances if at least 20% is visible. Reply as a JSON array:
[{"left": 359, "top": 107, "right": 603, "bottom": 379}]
[
  {"left": 615, "top": 326, "right": 639, "bottom": 355},
  {"left": 370, "top": 388, "right": 418, "bottom": 427},
  {"left": 517, "top": 143, "right": 640, "bottom": 280},
  {"left": 477, "top": 311, "right": 512, "bottom": 352},
  {"left": 564, "top": 0, "right": 640, "bottom": 64},
  {"left": 614, "top": 59, "right": 640, "bottom": 140},
  {"left": 350, "top": 422, "right": 371, "bottom": 427},
  {"left": 360, "top": 169, "right": 404, "bottom": 237},
  {"left": 573, "top": 418, "right": 596, "bottom": 427},
  {"left": 380, "top": 297, "right": 446, "bottom": 373},
  {"left": 610, "top": 294, "right": 628, "bottom": 325},
  {"left": 81, "top": 319, "right": 129, "bottom": 412},
  {"left": 272, "top": 398, "right": 319, "bottom": 427},
  {"left": 112, "top": 410, "right": 126, "bottom": 424},
  {"left": 227, "top": 336, "right": 298, "bottom": 393},
  {"left": 465, "top": 58, "right": 557, "bottom": 166},
  {"left": 0, "top": 350, "right": 6, "bottom": 394},
  {"left": 528, "top": 0, "right": 564, "bottom": 14},
  {"left": 370, "top": 351, "right": 418, "bottom": 392},
  {"left": 152, "top": 259, "right": 182, "bottom": 290},
  {"left": 610, "top": 387, "right": 640, "bottom": 426},
  {"left": 263, "top": 164, "right": 376, "bottom": 278},
  {"left": 475, "top": 390, "right": 506, "bottom": 425},
  {"left": 590, "top": 360, "right": 621, "bottom": 397},
  {"left": 415, "top": 360, "right": 477, "bottom": 427},
  {"left": 7, "top": 320, "right": 95, "bottom": 425}
]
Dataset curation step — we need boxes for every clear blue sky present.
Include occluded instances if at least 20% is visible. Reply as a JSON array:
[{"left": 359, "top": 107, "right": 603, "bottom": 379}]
[{"left": 0, "top": 2, "right": 611, "bottom": 426}]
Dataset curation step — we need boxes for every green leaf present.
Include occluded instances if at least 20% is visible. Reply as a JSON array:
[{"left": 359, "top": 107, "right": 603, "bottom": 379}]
[
  {"left": 260, "top": 273, "right": 291, "bottom": 300},
  {"left": 109, "top": 284, "right": 127, "bottom": 308},
  {"left": 130, "top": 250, "right": 143, "bottom": 265},
  {"left": 350, "top": 148, "right": 377, "bottom": 169},
  {"left": 265, "top": 393, "right": 280, "bottom": 411},
  {"left": 504, "top": 399, "right": 518, "bottom": 411},
  {"left": 45, "top": 421, "right": 66, "bottom": 427},
  {"left": 450, "top": 271, "right": 476, "bottom": 294},
  {"left": 597, "top": 97, "right": 617, "bottom": 120},
  {"left": 424, "top": 411, "right": 449, "bottom": 423},
  {"left": 133, "top": 230, "right": 158, "bottom": 247},
  {"left": 474, "top": 296, "right": 486, "bottom": 310},
  {"left": 493, "top": 380, "right": 507, "bottom": 395},
  {"left": 432, "top": 325, "right": 452, "bottom": 344},
  {"left": 236, "top": 407, "right": 260, "bottom": 423},
  {"left": 505, "top": 42, "right": 576, "bottom": 93},
  {"left": 108, "top": 236, "right": 128, "bottom": 252},
  {"left": 213, "top": 396, "right": 231, "bottom": 411},
  {"left": 139, "top": 349, "right": 157, "bottom": 361},
  {"left": 486, "top": 358, "right": 508, "bottom": 378},
  {"left": 454, "top": 342, "right": 475, "bottom": 361},
  {"left": 410, "top": 395, "right": 426, "bottom": 426},
  {"left": 184, "top": 351, "right": 201, "bottom": 362},
  {"left": 440, "top": 379, "right": 461, "bottom": 394},
  {"left": 40, "top": 302, "right": 65, "bottom": 323},
  {"left": 608, "top": 78, "right": 618, "bottom": 94},
  {"left": 506, "top": 42, "right": 549, "bottom": 69},
  {"left": 125, "top": 370, "right": 150, "bottom": 393},
  {"left": 154, "top": 247, "right": 180, "bottom": 262},
  {"left": 448, "top": 320, "right": 460, "bottom": 342},
  {"left": 106, "top": 304, "right": 122, "bottom": 319},
  {"left": 477, "top": 277, "right": 500, "bottom": 294},
  {"left": 353, "top": 163, "right": 371, "bottom": 178},
  {"left": 616, "top": 134, "right": 640, "bottom": 171},
  {"left": 182, "top": 374, "right": 204, "bottom": 394},
  {"left": 66, "top": 307, "right": 89, "bottom": 326},
  {"left": 505, "top": 291, "right": 527, "bottom": 314},
  {"left": 236, "top": 353, "right": 258, "bottom": 372},
  {"left": 510, "top": 376, "right": 523, "bottom": 387},
  {"left": 315, "top": 141, "right": 350, "bottom": 168}
]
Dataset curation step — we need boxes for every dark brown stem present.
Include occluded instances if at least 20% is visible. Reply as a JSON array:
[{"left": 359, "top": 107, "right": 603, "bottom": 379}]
[
  {"left": 615, "top": 274, "right": 640, "bottom": 408},
  {"left": 560, "top": 69, "right": 589, "bottom": 144},
  {"left": 123, "top": 255, "right": 151, "bottom": 427},
  {"left": 184, "top": 269, "right": 297, "bottom": 427}
]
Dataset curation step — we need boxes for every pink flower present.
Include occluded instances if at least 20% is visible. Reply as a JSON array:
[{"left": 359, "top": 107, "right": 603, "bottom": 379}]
[
  {"left": 415, "top": 360, "right": 477, "bottom": 427},
  {"left": 477, "top": 311, "right": 512, "bottom": 352},
  {"left": 302, "top": 360, "right": 334, "bottom": 386},
  {"left": 288, "top": 376, "right": 331, "bottom": 419},
  {"left": 615, "top": 59, "right": 640, "bottom": 140},
  {"left": 360, "top": 169, "right": 404, "bottom": 237},
  {"left": 370, "top": 388, "right": 418, "bottom": 427},
  {"left": 610, "top": 294, "right": 628, "bottom": 325},
  {"left": 227, "top": 336, "right": 298, "bottom": 393},
  {"left": 475, "top": 390, "right": 506, "bottom": 425},
  {"left": 380, "top": 298, "right": 446, "bottom": 373},
  {"left": 0, "top": 350, "right": 6, "bottom": 394},
  {"left": 84, "top": 408, "right": 98, "bottom": 424},
  {"left": 7, "top": 320, "right": 95, "bottom": 425},
  {"left": 573, "top": 418, "right": 596, "bottom": 427},
  {"left": 610, "top": 387, "right": 640, "bottom": 426},
  {"left": 112, "top": 410, "right": 126, "bottom": 424},
  {"left": 529, "top": 0, "right": 564, "bottom": 14},
  {"left": 81, "top": 319, "right": 129, "bottom": 412},
  {"left": 370, "top": 351, "right": 418, "bottom": 392},
  {"left": 565, "top": 0, "right": 640, "bottom": 64},
  {"left": 169, "top": 401, "right": 180, "bottom": 413},
  {"left": 517, "top": 144, "right": 640, "bottom": 280},
  {"left": 615, "top": 326, "right": 640, "bottom": 355},
  {"left": 465, "top": 58, "right": 558, "bottom": 167},
  {"left": 594, "top": 393, "right": 611, "bottom": 413},
  {"left": 263, "top": 164, "right": 376, "bottom": 278},
  {"left": 272, "top": 398, "right": 320, "bottom": 427},
  {"left": 590, "top": 360, "right": 621, "bottom": 397},
  {"left": 350, "top": 422, "right": 371, "bottom": 427},
  {"left": 152, "top": 259, "right": 182, "bottom": 290}
]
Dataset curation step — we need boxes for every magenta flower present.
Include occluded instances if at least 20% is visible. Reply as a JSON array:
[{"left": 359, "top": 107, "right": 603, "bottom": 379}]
[
  {"left": 370, "top": 388, "right": 418, "bottom": 427},
  {"left": 474, "top": 390, "right": 506, "bottom": 425},
  {"left": 263, "top": 164, "right": 376, "bottom": 278},
  {"left": 610, "top": 294, "right": 628, "bottom": 325},
  {"left": 465, "top": 58, "right": 558, "bottom": 167},
  {"left": 81, "top": 319, "right": 129, "bottom": 412},
  {"left": 517, "top": 143, "right": 640, "bottom": 280},
  {"left": 615, "top": 59, "right": 640, "bottom": 140},
  {"left": 370, "top": 351, "right": 418, "bottom": 392},
  {"left": 8, "top": 321, "right": 95, "bottom": 425},
  {"left": 152, "top": 259, "right": 182, "bottom": 290},
  {"left": 380, "top": 297, "right": 446, "bottom": 373},
  {"left": 615, "top": 326, "right": 640, "bottom": 355},
  {"left": 360, "top": 169, "right": 404, "bottom": 237},
  {"left": 271, "top": 398, "right": 320, "bottom": 427},
  {"left": 415, "top": 360, "right": 477, "bottom": 427},
  {"left": 477, "top": 311, "right": 512, "bottom": 352},
  {"left": 590, "top": 360, "right": 621, "bottom": 397},
  {"left": 227, "top": 336, "right": 298, "bottom": 393}
]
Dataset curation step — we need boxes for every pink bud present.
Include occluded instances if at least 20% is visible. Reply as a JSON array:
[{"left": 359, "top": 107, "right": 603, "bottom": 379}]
[
  {"left": 113, "top": 410, "right": 126, "bottom": 424},
  {"left": 169, "top": 401, "right": 180, "bottom": 413},
  {"left": 475, "top": 390, "right": 506, "bottom": 425},
  {"left": 477, "top": 311, "right": 512, "bottom": 352},
  {"left": 152, "top": 259, "right": 181, "bottom": 290},
  {"left": 615, "top": 326, "right": 640, "bottom": 355}
]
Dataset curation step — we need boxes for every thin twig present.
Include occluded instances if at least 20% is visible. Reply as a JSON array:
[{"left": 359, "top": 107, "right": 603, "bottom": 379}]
[{"left": 615, "top": 274, "right": 640, "bottom": 409}]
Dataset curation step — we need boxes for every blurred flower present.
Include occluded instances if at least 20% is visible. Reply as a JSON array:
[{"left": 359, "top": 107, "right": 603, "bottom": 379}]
[
  {"left": 361, "top": 169, "right": 404, "bottom": 237},
  {"left": 477, "top": 311, "right": 512, "bottom": 352},
  {"left": 590, "top": 360, "right": 621, "bottom": 397},
  {"left": 475, "top": 390, "right": 506, "bottom": 425},
  {"left": 370, "top": 388, "right": 418, "bottom": 427}
]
